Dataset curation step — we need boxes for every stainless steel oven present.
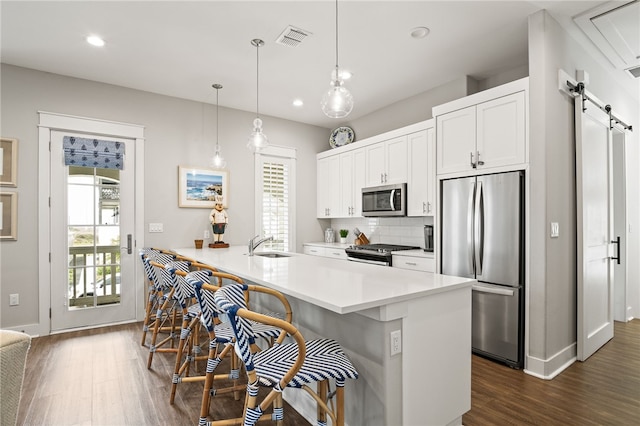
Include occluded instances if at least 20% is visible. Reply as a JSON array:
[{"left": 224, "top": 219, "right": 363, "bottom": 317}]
[
  {"left": 345, "top": 243, "right": 420, "bottom": 266},
  {"left": 362, "top": 183, "right": 407, "bottom": 217}
]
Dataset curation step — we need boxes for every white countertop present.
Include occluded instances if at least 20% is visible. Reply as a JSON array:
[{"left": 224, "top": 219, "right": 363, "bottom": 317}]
[{"left": 172, "top": 246, "right": 472, "bottom": 314}]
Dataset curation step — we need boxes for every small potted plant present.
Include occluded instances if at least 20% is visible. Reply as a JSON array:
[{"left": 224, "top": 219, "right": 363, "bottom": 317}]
[{"left": 339, "top": 229, "right": 349, "bottom": 244}]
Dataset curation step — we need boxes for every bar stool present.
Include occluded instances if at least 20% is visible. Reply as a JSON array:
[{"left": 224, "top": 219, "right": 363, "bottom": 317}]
[
  {"left": 146, "top": 258, "right": 190, "bottom": 369},
  {"left": 139, "top": 247, "right": 160, "bottom": 346},
  {"left": 212, "top": 283, "right": 359, "bottom": 426},
  {"left": 186, "top": 271, "right": 293, "bottom": 423}
]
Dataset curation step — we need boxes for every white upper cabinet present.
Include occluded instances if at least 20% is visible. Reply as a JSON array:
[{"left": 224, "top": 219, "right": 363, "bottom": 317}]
[
  {"left": 407, "top": 126, "right": 435, "bottom": 216},
  {"left": 317, "top": 155, "right": 340, "bottom": 218},
  {"left": 476, "top": 92, "right": 526, "bottom": 170},
  {"left": 365, "top": 136, "right": 408, "bottom": 186},
  {"left": 434, "top": 78, "right": 528, "bottom": 177},
  {"left": 339, "top": 148, "right": 365, "bottom": 217},
  {"left": 436, "top": 107, "right": 476, "bottom": 175}
]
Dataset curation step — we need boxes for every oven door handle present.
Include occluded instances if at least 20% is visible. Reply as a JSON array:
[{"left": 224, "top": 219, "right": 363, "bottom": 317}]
[{"left": 347, "top": 257, "right": 389, "bottom": 266}]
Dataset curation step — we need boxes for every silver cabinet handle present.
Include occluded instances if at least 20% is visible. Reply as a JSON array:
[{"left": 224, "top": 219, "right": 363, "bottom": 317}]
[
  {"left": 381, "top": 173, "right": 384, "bottom": 183},
  {"left": 470, "top": 152, "right": 476, "bottom": 168},
  {"left": 384, "top": 173, "right": 388, "bottom": 183},
  {"left": 423, "top": 202, "right": 426, "bottom": 213},
  {"left": 427, "top": 202, "right": 432, "bottom": 213},
  {"left": 405, "top": 262, "right": 417, "bottom": 266},
  {"left": 477, "top": 150, "right": 485, "bottom": 166}
]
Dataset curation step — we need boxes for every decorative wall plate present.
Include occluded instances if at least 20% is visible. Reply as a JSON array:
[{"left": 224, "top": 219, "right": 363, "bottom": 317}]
[{"left": 329, "top": 126, "right": 355, "bottom": 148}]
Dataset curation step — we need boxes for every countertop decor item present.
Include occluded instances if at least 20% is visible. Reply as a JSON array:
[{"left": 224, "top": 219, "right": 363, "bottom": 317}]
[
  {"left": 320, "top": 0, "right": 354, "bottom": 118},
  {"left": 247, "top": 39, "right": 269, "bottom": 152},
  {"left": 339, "top": 229, "right": 349, "bottom": 243},
  {"left": 329, "top": 126, "right": 355, "bottom": 148}
]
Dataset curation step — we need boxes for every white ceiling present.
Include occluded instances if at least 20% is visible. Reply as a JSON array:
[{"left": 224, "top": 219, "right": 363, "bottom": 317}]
[{"left": 0, "top": 1, "right": 624, "bottom": 129}]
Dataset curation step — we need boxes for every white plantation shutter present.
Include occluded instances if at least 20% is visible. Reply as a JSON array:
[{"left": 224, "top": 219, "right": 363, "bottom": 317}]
[{"left": 255, "top": 147, "right": 296, "bottom": 251}]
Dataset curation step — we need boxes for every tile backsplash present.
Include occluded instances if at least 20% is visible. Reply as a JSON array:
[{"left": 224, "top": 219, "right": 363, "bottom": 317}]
[{"left": 329, "top": 216, "right": 434, "bottom": 248}]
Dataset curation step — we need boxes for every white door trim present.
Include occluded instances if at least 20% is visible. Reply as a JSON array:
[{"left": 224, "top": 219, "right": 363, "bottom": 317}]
[{"left": 37, "top": 111, "right": 145, "bottom": 336}]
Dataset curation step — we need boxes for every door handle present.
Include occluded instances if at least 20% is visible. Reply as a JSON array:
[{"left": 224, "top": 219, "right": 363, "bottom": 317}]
[
  {"left": 121, "top": 234, "right": 132, "bottom": 254},
  {"left": 467, "top": 182, "right": 476, "bottom": 274},
  {"left": 611, "top": 236, "right": 620, "bottom": 264},
  {"left": 474, "top": 181, "right": 484, "bottom": 276}
]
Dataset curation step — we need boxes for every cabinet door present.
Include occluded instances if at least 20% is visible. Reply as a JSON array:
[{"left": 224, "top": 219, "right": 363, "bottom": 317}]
[
  {"left": 365, "top": 142, "right": 386, "bottom": 186},
  {"left": 316, "top": 155, "right": 340, "bottom": 218},
  {"left": 327, "top": 155, "right": 341, "bottom": 217},
  {"left": 385, "top": 136, "right": 408, "bottom": 184},
  {"left": 476, "top": 91, "right": 526, "bottom": 169},
  {"left": 352, "top": 149, "right": 366, "bottom": 216},
  {"left": 317, "top": 157, "right": 330, "bottom": 217},
  {"left": 436, "top": 106, "right": 476, "bottom": 175},
  {"left": 407, "top": 130, "right": 429, "bottom": 216},
  {"left": 340, "top": 152, "right": 355, "bottom": 217},
  {"left": 426, "top": 127, "right": 436, "bottom": 215}
]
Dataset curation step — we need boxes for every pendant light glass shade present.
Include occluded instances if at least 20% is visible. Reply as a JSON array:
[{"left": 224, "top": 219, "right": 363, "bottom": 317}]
[
  {"left": 321, "top": 0, "right": 353, "bottom": 118},
  {"left": 209, "top": 83, "right": 227, "bottom": 168},
  {"left": 248, "top": 39, "right": 269, "bottom": 152}
]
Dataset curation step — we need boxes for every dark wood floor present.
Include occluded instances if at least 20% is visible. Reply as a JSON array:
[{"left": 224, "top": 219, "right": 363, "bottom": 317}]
[
  {"left": 463, "top": 319, "right": 640, "bottom": 426},
  {"left": 17, "top": 320, "right": 639, "bottom": 425}
]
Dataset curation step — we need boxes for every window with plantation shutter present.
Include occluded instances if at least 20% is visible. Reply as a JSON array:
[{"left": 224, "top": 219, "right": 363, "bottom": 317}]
[{"left": 255, "top": 147, "right": 296, "bottom": 252}]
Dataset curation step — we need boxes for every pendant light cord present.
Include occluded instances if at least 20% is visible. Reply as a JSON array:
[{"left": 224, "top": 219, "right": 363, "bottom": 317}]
[
  {"left": 335, "top": 0, "right": 339, "bottom": 71},
  {"left": 256, "top": 41, "right": 260, "bottom": 119},
  {"left": 215, "top": 87, "right": 219, "bottom": 149}
]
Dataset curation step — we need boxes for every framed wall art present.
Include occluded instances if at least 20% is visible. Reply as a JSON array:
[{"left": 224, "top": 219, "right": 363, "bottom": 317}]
[
  {"left": 0, "top": 138, "right": 18, "bottom": 187},
  {"left": 178, "top": 166, "right": 229, "bottom": 208},
  {"left": 0, "top": 192, "right": 17, "bottom": 240}
]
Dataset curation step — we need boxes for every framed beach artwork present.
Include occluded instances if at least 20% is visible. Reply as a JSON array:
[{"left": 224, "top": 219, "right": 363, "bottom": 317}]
[
  {"left": 0, "top": 138, "right": 18, "bottom": 187},
  {"left": 178, "top": 166, "right": 229, "bottom": 208},
  {"left": 0, "top": 192, "right": 17, "bottom": 240}
]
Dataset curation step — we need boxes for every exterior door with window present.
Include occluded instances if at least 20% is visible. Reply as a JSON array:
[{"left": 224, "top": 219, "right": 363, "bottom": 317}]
[{"left": 50, "top": 130, "right": 136, "bottom": 331}]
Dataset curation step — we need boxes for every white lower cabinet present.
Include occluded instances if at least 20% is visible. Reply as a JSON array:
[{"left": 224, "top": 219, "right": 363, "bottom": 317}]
[
  {"left": 303, "top": 244, "right": 348, "bottom": 260},
  {"left": 392, "top": 254, "right": 435, "bottom": 272}
]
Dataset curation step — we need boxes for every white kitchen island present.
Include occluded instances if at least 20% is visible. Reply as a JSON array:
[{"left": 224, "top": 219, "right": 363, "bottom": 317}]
[{"left": 173, "top": 246, "right": 474, "bottom": 426}]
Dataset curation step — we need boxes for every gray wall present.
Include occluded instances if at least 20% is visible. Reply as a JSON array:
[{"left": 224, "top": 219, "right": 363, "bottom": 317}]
[
  {"left": 527, "top": 11, "right": 640, "bottom": 373},
  {"left": 0, "top": 64, "right": 328, "bottom": 329}
]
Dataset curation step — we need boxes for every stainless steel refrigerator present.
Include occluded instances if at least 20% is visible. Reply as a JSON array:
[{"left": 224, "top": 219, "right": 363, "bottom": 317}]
[{"left": 441, "top": 171, "right": 524, "bottom": 368}]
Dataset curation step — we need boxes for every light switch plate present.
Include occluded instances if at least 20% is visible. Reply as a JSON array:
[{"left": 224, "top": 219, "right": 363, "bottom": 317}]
[
  {"left": 149, "top": 223, "right": 163, "bottom": 233},
  {"left": 9, "top": 294, "right": 19, "bottom": 306},
  {"left": 551, "top": 222, "right": 559, "bottom": 238}
]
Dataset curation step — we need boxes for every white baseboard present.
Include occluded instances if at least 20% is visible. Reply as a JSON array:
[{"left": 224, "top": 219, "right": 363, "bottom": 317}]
[
  {"left": 524, "top": 342, "right": 576, "bottom": 380},
  {"left": 2, "top": 323, "right": 43, "bottom": 338}
]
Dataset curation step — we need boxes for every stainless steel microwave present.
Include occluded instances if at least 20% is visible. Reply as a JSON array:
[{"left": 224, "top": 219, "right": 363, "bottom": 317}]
[{"left": 362, "top": 183, "right": 407, "bottom": 217}]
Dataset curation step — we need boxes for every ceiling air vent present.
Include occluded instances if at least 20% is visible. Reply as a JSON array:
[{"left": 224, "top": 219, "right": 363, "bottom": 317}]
[
  {"left": 275, "top": 25, "right": 312, "bottom": 48},
  {"left": 625, "top": 65, "right": 640, "bottom": 79}
]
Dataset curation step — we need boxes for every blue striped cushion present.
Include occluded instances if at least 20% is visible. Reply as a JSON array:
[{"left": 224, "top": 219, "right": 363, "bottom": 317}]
[{"left": 165, "top": 261, "right": 192, "bottom": 307}]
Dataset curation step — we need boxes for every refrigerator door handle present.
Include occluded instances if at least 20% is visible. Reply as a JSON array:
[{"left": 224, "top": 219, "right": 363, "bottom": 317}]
[
  {"left": 475, "top": 181, "right": 484, "bottom": 276},
  {"left": 472, "top": 284, "right": 515, "bottom": 296},
  {"left": 467, "top": 181, "right": 476, "bottom": 274}
]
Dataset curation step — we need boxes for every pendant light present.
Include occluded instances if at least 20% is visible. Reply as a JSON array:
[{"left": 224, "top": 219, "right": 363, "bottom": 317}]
[
  {"left": 247, "top": 38, "right": 269, "bottom": 152},
  {"left": 321, "top": 0, "right": 353, "bottom": 118},
  {"left": 210, "top": 83, "right": 227, "bottom": 169}
]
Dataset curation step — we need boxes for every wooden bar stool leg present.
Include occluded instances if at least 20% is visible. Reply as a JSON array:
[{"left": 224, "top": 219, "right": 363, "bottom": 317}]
[
  {"left": 317, "top": 380, "right": 328, "bottom": 425},
  {"left": 336, "top": 379, "right": 345, "bottom": 426}
]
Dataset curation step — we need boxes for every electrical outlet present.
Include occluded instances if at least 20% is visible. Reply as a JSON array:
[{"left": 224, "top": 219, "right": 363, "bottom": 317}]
[
  {"left": 204, "top": 229, "right": 210, "bottom": 239},
  {"left": 390, "top": 329, "right": 402, "bottom": 356},
  {"left": 149, "top": 223, "right": 163, "bottom": 233},
  {"left": 9, "top": 293, "right": 19, "bottom": 306},
  {"left": 551, "top": 222, "right": 559, "bottom": 238}
]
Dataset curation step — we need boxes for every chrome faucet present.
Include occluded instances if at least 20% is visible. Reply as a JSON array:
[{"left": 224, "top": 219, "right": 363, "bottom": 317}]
[{"left": 248, "top": 234, "right": 273, "bottom": 256}]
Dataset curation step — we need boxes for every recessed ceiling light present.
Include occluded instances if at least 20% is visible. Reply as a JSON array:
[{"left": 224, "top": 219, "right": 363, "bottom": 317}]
[
  {"left": 293, "top": 99, "right": 304, "bottom": 107},
  {"left": 410, "top": 27, "right": 430, "bottom": 39},
  {"left": 86, "top": 35, "right": 105, "bottom": 47}
]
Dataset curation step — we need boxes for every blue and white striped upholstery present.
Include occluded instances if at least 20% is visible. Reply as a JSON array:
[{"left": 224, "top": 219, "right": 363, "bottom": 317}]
[
  {"left": 165, "top": 260, "right": 193, "bottom": 309},
  {"left": 215, "top": 284, "right": 358, "bottom": 386},
  {"left": 214, "top": 283, "right": 358, "bottom": 426},
  {"left": 139, "top": 248, "right": 160, "bottom": 283}
]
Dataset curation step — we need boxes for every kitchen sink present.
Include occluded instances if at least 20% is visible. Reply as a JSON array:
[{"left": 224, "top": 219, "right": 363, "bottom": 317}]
[{"left": 252, "top": 252, "right": 292, "bottom": 258}]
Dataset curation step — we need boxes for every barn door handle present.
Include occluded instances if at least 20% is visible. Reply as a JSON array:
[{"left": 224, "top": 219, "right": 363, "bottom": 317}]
[{"left": 610, "top": 236, "right": 620, "bottom": 265}]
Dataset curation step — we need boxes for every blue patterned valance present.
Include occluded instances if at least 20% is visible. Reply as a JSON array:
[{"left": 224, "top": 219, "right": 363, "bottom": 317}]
[{"left": 63, "top": 136, "right": 125, "bottom": 170}]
